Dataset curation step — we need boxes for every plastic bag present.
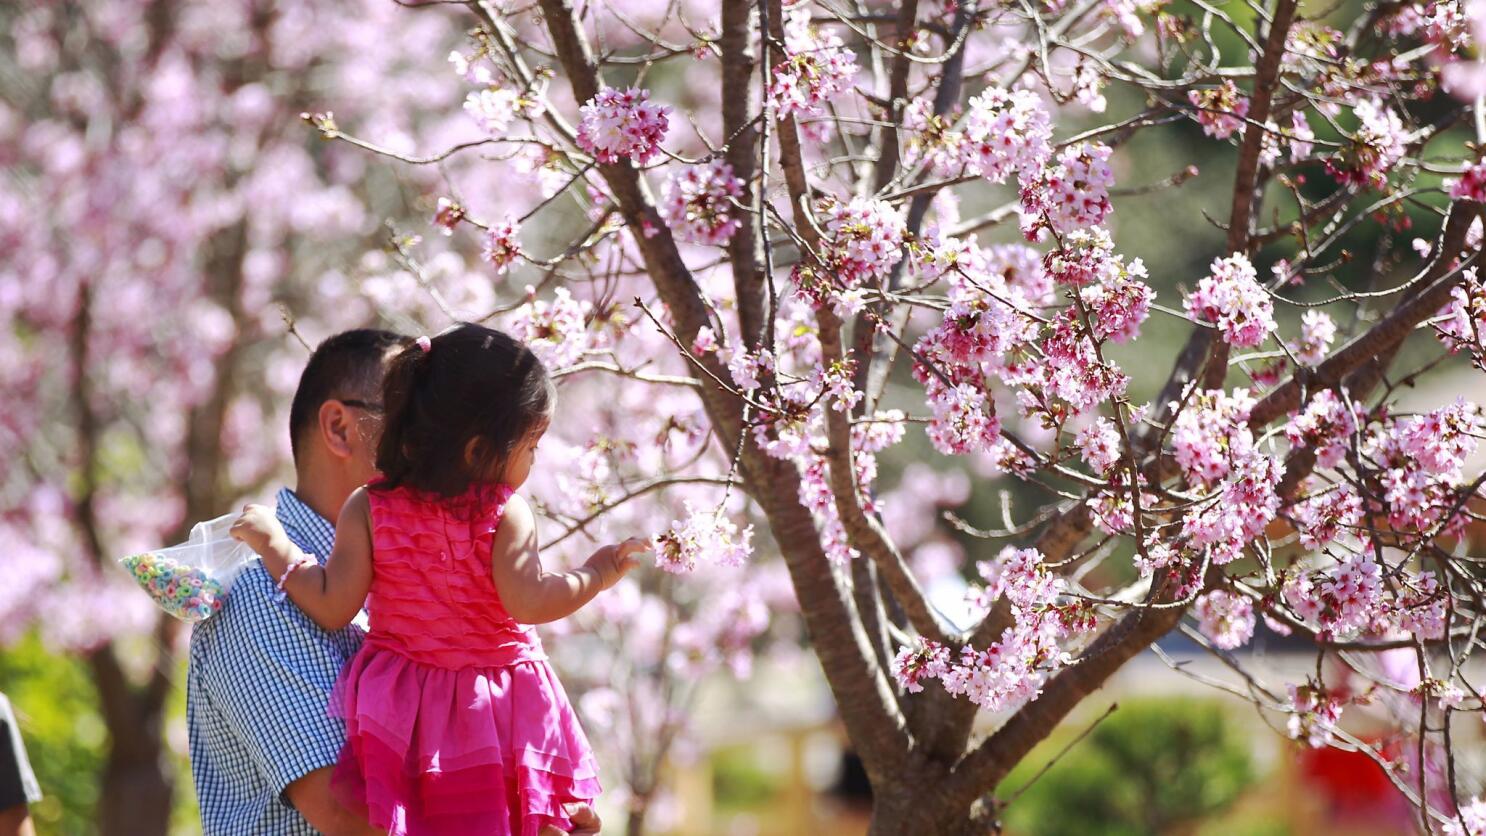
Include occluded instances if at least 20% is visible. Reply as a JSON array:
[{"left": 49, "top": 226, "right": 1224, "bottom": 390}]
[{"left": 118, "top": 513, "right": 258, "bottom": 623}]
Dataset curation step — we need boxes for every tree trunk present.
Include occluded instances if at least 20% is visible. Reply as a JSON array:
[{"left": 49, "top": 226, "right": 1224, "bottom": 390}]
[
  {"left": 97, "top": 739, "right": 173, "bottom": 836},
  {"left": 93, "top": 678, "right": 174, "bottom": 836},
  {"left": 88, "top": 629, "right": 176, "bottom": 836},
  {"left": 868, "top": 784, "right": 995, "bottom": 836}
]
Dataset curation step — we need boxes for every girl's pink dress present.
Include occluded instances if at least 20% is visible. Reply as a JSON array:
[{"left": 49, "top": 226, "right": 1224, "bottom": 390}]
[{"left": 331, "top": 480, "right": 600, "bottom": 836}]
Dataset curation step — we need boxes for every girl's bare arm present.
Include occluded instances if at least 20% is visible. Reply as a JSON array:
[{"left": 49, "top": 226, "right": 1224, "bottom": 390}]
[
  {"left": 489, "top": 494, "right": 644, "bottom": 624},
  {"left": 232, "top": 489, "right": 374, "bottom": 631}
]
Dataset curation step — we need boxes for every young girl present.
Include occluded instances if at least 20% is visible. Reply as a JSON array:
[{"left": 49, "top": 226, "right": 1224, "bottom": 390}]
[{"left": 231, "top": 323, "right": 646, "bottom": 835}]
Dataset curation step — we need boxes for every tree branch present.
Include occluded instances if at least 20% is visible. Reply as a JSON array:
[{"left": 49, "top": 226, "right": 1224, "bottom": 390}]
[
  {"left": 763, "top": 0, "right": 956, "bottom": 646},
  {"left": 1249, "top": 200, "right": 1483, "bottom": 429}
]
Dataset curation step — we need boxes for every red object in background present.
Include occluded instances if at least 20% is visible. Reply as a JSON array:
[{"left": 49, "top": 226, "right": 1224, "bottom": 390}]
[{"left": 1297, "top": 738, "right": 1413, "bottom": 828}]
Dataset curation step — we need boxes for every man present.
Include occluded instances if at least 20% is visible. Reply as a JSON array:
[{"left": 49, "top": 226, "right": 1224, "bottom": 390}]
[
  {"left": 0, "top": 693, "right": 40, "bottom": 836},
  {"left": 187, "top": 329, "right": 600, "bottom": 835}
]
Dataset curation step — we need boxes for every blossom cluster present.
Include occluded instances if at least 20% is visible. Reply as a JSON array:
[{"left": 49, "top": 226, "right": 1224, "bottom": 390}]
[
  {"left": 481, "top": 215, "right": 524, "bottom": 275},
  {"left": 510, "top": 286, "right": 595, "bottom": 368},
  {"left": 1193, "top": 589, "right": 1256, "bottom": 650},
  {"left": 1188, "top": 80, "right": 1250, "bottom": 139},
  {"left": 1183, "top": 253, "right": 1276, "bottom": 347},
  {"left": 1362, "top": 399, "right": 1484, "bottom": 532},
  {"left": 660, "top": 159, "right": 744, "bottom": 246},
  {"left": 1328, "top": 100, "right": 1409, "bottom": 186},
  {"left": 1286, "top": 684, "right": 1344, "bottom": 748},
  {"left": 463, "top": 85, "right": 543, "bottom": 137},
  {"left": 893, "top": 546, "right": 1091, "bottom": 712},
  {"left": 1180, "top": 452, "right": 1282, "bottom": 565},
  {"left": 820, "top": 197, "right": 907, "bottom": 287},
  {"left": 1444, "top": 798, "right": 1486, "bottom": 836},
  {"left": 1171, "top": 387, "right": 1258, "bottom": 486},
  {"left": 1437, "top": 267, "right": 1486, "bottom": 366},
  {"left": 1448, "top": 159, "right": 1486, "bottom": 201},
  {"left": 1285, "top": 388, "right": 1361, "bottom": 469},
  {"left": 1290, "top": 310, "right": 1336, "bottom": 366},
  {"left": 1021, "top": 142, "right": 1115, "bottom": 236},
  {"left": 1076, "top": 418, "right": 1122, "bottom": 474},
  {"left": 1079, "top": 266, "right": 1153, "bottom": 343},
  {"left": 1290, "top": 483, "right": 1363, "bottom": 550},
  {"left": 653, "top": 502, "right": 755, "bottom": 573},
  {"left": 766, "top": 8, "right": 859, "bottom": 126},
  {"left": 962, "top": 88, "right": 1056, "bottom": 183},
  {"left": 576, "top": 87, "right": 670, "bottom": 165},
  {"left": 1284, "top": 555, "right": 1383, "bottom": 637}
]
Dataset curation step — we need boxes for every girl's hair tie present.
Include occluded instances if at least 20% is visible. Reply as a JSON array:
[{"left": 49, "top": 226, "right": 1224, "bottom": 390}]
[{"left": 415, "top": 335, "right": 432, "bottom": 354}]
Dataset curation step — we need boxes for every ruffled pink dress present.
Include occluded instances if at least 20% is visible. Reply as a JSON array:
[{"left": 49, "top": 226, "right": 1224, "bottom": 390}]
[{"left": 330, "top": 480, "right": 600, "bottom": 836}]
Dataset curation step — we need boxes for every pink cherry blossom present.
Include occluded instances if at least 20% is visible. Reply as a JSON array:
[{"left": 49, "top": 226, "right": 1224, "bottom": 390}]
[
  {"left": 510, "top": 286, "right": 594, "bottom": 368},
  {"left": 1283, "top": 555, "right": 1383, "bottom": 638},
  {"left": 962, "top": 88, "right": 1054, "bottom": 183},
  {"left": 653, "top": 502, "right": 755, "bottom": 573},
  {"left": 1076, "top": 418, "right": 1122, "bottom": 474},
  {"left": 821, "top": 197, "right": 906, "bottom": 286},
  {"left": 1288, "top": 111, "right": 1316, "bottom": 160},
  {"left": 892, "top": 638, "right": 951, "bottom": 693},
  {"left": 1022, "top": 142, "right": 1115, "bottom": 236},
  {"left": 1286, "top": 683, "right": 1344, "bottom": 747},
  {"left": 1184, "top": 253, "right": 1277, "bottom": 347},
  {"left": 1170, "top": 387, "right": 1258, "bottom": 486},
  {"left": 433, "top": 196, "right": 464, "bottom": 235},
  {"left": 926, "top": 382, "right": 1002, "bottom": 456},
  {"left": 767, "top": 7, "right": 859, "bottom": 121},
  {"left": 1436, "top": 267, "right": 1486, "bottom": 365},
  {"left": 1188, "top": 80, "right": 1250, "bottom": 139},
  {"left": 660, "top": 158, "right": 744, "bottom": 246},
  {"left": 1327, "top": 100, "right": 1409, "bottom": 186},
  {"left": 1181, "top": 452, "right": 1282, "bottom": 565},
  {"left": 576, "top": 87, "right": 671, "bottom": 165},
  {"left": 1290, "top": 310, "right": 1336, "bottom": 366},
  {"left": 464, "top": 87, "right": 521, "bottom": 136},
  {"left": 1079, "top": 266, "right": 1153, "bottom": 343},
  {"left": 481, "top": 215, "right": 524, "bottom": 275},
  {"left": 1194, "top": 589, "right": 1256, "bottom": 650},
  {"left": 1286, "top": 388, "right": 1360, "bottom": 469},
  {"left": 1444, "top": 797, "right": 1486, "bottom": 836},
  {"left": 726, "top": 347, "right": 775, "bottom": 391},
  {"left": 1290, "top": 483, "right": 1364, "bottom": 550},
  {"left": 1450, "top": 159, "right": 1486, "bottom": 201}
]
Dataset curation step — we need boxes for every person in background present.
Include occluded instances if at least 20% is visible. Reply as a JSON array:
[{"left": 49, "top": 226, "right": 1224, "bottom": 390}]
[{"left": 0, "top": 693, "right": 41, "bottom": 836}]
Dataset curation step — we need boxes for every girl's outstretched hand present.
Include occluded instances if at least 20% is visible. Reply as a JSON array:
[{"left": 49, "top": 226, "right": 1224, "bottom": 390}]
[
  {"left": 584, "top": 537, "right": 649, "bottom": 589},
  {"left": 230, "top": 504, "right": 290, "bottom": 558}
]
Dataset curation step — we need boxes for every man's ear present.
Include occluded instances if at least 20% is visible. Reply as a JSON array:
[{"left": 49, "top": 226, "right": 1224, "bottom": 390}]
[{"left": 318, "top": 400, "right": 356, "bottom": 461}]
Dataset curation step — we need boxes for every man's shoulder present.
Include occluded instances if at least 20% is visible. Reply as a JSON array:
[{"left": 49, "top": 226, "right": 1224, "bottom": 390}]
[{"left": 189, "top": 560, "right": 361, "bottom": 675}]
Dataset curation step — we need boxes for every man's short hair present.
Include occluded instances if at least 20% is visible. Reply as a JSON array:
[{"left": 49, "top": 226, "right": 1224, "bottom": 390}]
[{"left": 288, "top": 329, "right": 410, "bottom": 462}]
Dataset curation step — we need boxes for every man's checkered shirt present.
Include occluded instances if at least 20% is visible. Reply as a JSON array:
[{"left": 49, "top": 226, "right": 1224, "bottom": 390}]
[{"left": 187, "top": 488, "right": 363, "bottom": 835}]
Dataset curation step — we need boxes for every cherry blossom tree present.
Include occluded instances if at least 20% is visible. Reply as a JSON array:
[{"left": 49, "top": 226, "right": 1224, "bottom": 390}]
[{"left": 313, "top": 0, "right": 1486, "bottom": 831}]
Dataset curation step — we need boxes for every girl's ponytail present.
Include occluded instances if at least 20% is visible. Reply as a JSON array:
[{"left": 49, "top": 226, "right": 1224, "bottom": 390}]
[{"left": 373, "top": 338, "right": 433, "bottom": 490}]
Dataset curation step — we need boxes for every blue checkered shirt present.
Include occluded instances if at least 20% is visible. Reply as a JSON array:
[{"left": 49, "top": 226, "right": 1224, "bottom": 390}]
[{"left": 187, "top": 488, "right": 364, "bottom": 835}]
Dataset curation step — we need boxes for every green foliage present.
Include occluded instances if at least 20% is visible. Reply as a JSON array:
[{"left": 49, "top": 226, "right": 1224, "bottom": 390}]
[
  {"left": 710, "top": 744, "right": 782, "bottom": 811},
  {"left": 0, "top": 634, "right": 106, "bottom": 835},
  {"left": 997, "top": 698, "right": 1259, "bottom": 836}
]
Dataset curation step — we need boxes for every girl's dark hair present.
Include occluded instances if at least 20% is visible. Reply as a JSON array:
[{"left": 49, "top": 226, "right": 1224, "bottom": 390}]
[{"left": 373, "top": 323, "right": 554, "bottom": 496}]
